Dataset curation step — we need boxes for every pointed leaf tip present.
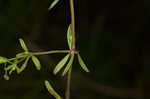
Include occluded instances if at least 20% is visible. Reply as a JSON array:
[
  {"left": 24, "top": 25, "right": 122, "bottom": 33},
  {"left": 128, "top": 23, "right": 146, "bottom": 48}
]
[
  {"left": 31, "top": 56, "right": 41, "bottom": 70},
  {"left": 19, "top": 38, "right": 28, "bottom": 52},
  {"left": 45, "top": 80, "right": 62, "bottom": 99},
  {"left": 77, "top": 54, "right": 90, "bottom": 72},
  {"left": 48, "top": 0, "right": 60, "bottom": 10},
  {"left": 53, "top": 54, "right": 70, "bottom": 75}
]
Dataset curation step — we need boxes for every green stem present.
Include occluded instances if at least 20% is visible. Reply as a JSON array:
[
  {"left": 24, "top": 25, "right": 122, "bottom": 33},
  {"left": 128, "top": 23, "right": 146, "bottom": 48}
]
[
  {"left": 65, "top": 65, "right": 72, "bottom": 99},
  {"left": 16, "top": 57, "right": 26, "bottom": 64},
  {"left": 31, "top": 50, "right": 70, "bottom": 56},
  {"left": 8, "top": 50, "right": 69, "bottom": 64},
  {"left": 66, "top": 0, "right": 76, "bottom": 99},
  {"left": 70, "top": 0, "right": 76, "bottom": 50},
  {"left": 8, "top": 58, "right": 17, "bottom": 61}
]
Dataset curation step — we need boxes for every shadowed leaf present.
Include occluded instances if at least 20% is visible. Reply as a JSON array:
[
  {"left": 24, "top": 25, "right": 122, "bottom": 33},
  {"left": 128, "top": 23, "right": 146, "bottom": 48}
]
[
  {"left": 45, "top": 80, "right": 62, "bottom": 99},
  {"left": 77, "top": 53, "right": 89, "bottom": 72},
  {"left": 53, "top": 54, "right": 70, "bottom": 75}
]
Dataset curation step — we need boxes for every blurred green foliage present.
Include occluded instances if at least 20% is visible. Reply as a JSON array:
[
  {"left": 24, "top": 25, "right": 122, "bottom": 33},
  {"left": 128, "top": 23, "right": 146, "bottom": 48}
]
[{"left": 0, "top": 0, "right": 150, "bottom": 99}]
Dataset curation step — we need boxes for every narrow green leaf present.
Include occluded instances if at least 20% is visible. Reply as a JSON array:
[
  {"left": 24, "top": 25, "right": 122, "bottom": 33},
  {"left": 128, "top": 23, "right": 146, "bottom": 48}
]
[
  {"left": 62, "top": 55, "right": 74, "bottom": 76},
  {"left": 19, "top": 38, "right": 28, "bottom": 52},
  {"left": 9, "top": 68, "right": 15, "bottom": 75},
  {"left": 0, "top": 57, "right": 8, "bottom": 64},
  {"left": 45, "top": 80, "right": 62, "bottom": 99},
  {"left": 15, "top": 66, "right": 20, "bottom": 74},
  {"left": 53, "top": 54, "right": 70, "bottom": 75},
  {"left": 6, "top": 65, "right": 14, "bottom": 70},
  {"left": 31, "top": 56, "right": 41, "bottom": 70},
  {"left": 48, "top": 0, "right": 60, "bottom": 10},
  {"left": 67, "top": 24, "right": 72, "bottom": 49},
  {"left": 77, "top": 54, "right": 90, "bottom": 72},
  {"left": 7, "top": 64, "right": 17, "bottom": 75},
  {"left": 19, "top": 57, "right": 30, "bottom": 73}
]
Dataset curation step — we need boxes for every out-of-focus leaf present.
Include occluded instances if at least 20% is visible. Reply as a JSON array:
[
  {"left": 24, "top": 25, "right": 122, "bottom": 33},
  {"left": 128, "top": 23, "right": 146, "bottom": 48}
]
[
  {"left": 67, "top": 24, "right": 72, "bottom": 49},
  {"left": 6, "top": 64, "right": 14, "bottom": 70},
  {"left": 19, "top": 38, "right": 28, "bottom": 52},
  {"left": 19, "top": 57, "right": 30, "bottom": 73},
  {"left": 31, "top": 56, "right": 41, "bottom": 70},
  {"left": 45, "top": 80, "right": 62, "bottom": 99},
  {"left": 53, "top": 54, "right": 70, "bottom": 75},
  {"left": 15, "top": 66, "right": 20, "bottom": 74},
  {"left": 77, "top": 53, "right": 89, "bottom": 72},
  {"left": 0, "top": 57, "right": 8, "bottom": 64},
  {"left": 6, "top": 64, "right": 17, "bottom": 75},
  {"left": 48, "top": 0, "right": 60, "bottom": 10},
  {"left": 62, "top": 55, "right": 74, "bottom": 76},
  {"left": 9, "top": 68, "right": 15, "bottom": 75}
]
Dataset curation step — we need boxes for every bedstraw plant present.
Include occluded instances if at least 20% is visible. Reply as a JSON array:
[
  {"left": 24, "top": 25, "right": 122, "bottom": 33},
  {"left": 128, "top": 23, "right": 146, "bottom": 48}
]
[{"left": 0, "top": 0, "right": 90, "bottom": 99}]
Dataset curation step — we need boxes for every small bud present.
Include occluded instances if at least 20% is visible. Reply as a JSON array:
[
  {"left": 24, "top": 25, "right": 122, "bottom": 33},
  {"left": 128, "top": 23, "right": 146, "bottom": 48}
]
[{"left": 4, "top": 74, "right": 9, "bottom": 80}]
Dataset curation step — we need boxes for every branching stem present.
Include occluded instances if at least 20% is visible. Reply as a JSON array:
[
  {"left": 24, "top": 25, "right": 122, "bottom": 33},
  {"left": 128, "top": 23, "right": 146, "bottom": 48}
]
[
  {"left": 31, "top": 50, "right": 70, "bottom": 56},
  {"left": 66, "top": 0, "right": 76, "bottom": 99},
  {"left": 8, "top": 50, "right": 70, "bottom": 62}
]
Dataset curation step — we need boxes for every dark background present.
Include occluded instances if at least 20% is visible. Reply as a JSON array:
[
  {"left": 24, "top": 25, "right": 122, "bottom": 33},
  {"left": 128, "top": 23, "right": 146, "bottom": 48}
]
[{"left": 0, "top": 0, "right": 150, "bottom": 99}]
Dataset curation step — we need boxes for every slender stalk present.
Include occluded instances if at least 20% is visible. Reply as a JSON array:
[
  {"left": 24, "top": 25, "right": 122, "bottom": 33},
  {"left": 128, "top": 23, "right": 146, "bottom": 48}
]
[
  {"left": 65, "top": 65, "right": 72, "bottom": 99},
  {"left": 70, "top": 0, "right": 76, "bottom": 50},
  {"left": 8, "top": 58, "right": 17, "bottom": 61},
  {"left": 31, "top": 50, "right": 70, "bottom": 56},
  {"left": 8, "top": 50, "right": 69, "bottom": 63},
  {"left": 66, "top": 0, "right": 76, "bottom": 99}
]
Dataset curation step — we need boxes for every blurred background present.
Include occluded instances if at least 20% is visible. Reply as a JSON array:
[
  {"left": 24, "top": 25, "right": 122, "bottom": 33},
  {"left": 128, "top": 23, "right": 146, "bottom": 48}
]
[{"left": 0, "top": 0, "right": 150, "bottom": 99}]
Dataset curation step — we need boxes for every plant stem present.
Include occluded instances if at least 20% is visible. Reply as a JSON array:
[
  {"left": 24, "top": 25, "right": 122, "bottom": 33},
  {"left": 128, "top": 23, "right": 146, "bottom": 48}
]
[
  {"left": 66, "top": 0, "right": 76, "bottom": 99},
  {"left": 8, "top": 58, "right": 17, "bottom": 61},
  {"left": 31, "top": 50, "right": 70, "bottom": 56},
  {"left": 65, "top": 64, "right": 72, "bottom": 99},
  {"left": 70, "top": 0, "right": 75, "bottom": 50}
]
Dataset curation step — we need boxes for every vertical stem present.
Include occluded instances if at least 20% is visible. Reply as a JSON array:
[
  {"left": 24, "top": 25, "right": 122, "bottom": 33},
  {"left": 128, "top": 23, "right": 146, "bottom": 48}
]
[
  {"left": 70, "top": 0, "right": 76, "bottom": 50},
  {"left": 66, "top": 0, "right": 76, "bottom": 99},
  {"left": 65, "top": 66, "right": 72, "bottom": 99}
]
